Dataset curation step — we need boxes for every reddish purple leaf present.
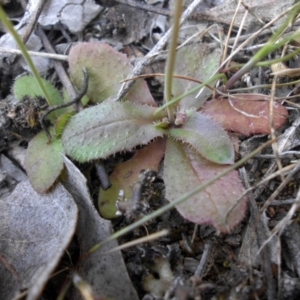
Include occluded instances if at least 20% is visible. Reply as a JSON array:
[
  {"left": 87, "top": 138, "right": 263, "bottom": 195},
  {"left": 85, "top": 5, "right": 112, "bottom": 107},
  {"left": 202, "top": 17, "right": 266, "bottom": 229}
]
[
  {"left": 201, "top": 94, "right": 288, "bottom": 135},
  {"left": 69, "top": 42, "right": 157, "bottom": 106},
  {"left": 164, "top": 139, "right": 247, "bottom": 233}
]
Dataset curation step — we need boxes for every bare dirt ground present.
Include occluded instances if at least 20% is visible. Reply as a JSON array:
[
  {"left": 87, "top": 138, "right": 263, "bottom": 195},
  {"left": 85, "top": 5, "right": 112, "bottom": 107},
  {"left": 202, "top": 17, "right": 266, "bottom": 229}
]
[{"left": 1, "top": 1, "right": 300, "bottom": 299}]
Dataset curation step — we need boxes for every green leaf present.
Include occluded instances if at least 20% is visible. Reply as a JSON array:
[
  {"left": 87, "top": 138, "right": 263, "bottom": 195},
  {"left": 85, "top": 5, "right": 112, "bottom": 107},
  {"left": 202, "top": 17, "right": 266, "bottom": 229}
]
[
  {"left": 164, "top": 139, "right": 247, "bottom": 233},
  {"left": 167, "top": 111, "right": 234, "bottom": 164},
  {"left": 69, "top": 42, "right": 157, "bottom": 106},
  {"left": 99, "top": 138, "right": 166, "bottom": 219},
  {"left": 62, "top": 102, "right": 164, "bottom": 162},
  {"left": 173, "top": 43, "right": 220, "bottom": 110},
  {"left": 55, "top": 111, "right": 76, "bottom": 137},
  {"left": 13, "top": 75, "right": 65, "bottom": 121},
  {"left": 13, "top": 75, "right": 63, "bottom": 105},
  {"left": 25, "top": 128, "right": 64, "bottom": 193}
]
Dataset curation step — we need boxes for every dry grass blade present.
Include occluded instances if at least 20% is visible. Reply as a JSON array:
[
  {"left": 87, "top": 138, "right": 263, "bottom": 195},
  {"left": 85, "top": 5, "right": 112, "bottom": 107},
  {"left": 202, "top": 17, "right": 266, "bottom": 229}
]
[
  {"left": 116, "top": 0, "right": 205, "bottom": 101},
  {"left": 103, "top": 230, "right": 169, "bottom": 255},
  {"left": 192, "top": 0, "right": 295, "bottom": 29}
]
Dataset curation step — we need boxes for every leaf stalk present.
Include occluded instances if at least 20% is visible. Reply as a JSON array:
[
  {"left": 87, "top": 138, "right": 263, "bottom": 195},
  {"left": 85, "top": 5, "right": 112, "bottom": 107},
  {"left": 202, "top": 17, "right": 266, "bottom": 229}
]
[{"left": 164, "top": 0, "right": 183, "bottom": 123}]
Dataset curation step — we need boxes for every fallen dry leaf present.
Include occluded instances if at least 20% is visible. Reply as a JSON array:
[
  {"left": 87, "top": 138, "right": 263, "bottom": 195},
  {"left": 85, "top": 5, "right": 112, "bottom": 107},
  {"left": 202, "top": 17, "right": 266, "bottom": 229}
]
[
  {"left": 192, "top": 0, "right": 295, "bottom": 29},
  {"left": 36, "top": 0, "right": 102, "bottom": 34},
  {"left": 60, "top": 157, "right": 139, "bottom": 300},
  {"left": 201, "top": 94, "right": 288, "bottom": 135},
  {"left": 0, "top": 180, "right": 78, "bottom": 300}
]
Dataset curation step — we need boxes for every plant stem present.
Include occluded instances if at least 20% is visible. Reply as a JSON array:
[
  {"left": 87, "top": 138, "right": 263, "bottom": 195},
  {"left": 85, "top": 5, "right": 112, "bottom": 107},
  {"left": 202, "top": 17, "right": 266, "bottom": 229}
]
[
  {"left": 0, "top": 5, "right": 52, "bottom": 106},
  {"left": 156, "top": 73, "right": 225, "bottom": 115},
  {"left": 164, "top": 0, "right": 183, "bottom": 124},
  {"left": 116, "top": 0, "right": 204, "bottom": 101},
  {"left": 228, "top": 46, "right": 300, "bottom": 70}
]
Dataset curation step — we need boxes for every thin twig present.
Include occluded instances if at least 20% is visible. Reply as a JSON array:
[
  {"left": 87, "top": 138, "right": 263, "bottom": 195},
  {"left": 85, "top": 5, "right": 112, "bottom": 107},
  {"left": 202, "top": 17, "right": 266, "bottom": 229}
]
[
  {"left": 219, "top": 3, "right": 299, "bottom": 86},
  {"left": 115, "top": 0, "right": 205, "bottom": 102},
  {"left": 0, "top": 252, "right": 20, "bottom": 281},
  {"left": 95, "top": 161, "right": 111, "bottom": 190},
  {"left": 254, "top": 116, "right": 300, "bottom": 199},
  {"left": 224, "top": 3, "right": 248, "bottom": 68},
  {"left": 222, "top": 0, "right": 243, "bottom": 64},
  {"left": 40, "top": 69, "right": 89, "bottom": 140},
  {"left": 115, "top": 0, "right": 171, "bottom": 16},
  {"left": 259, "top": 163, "right": 300, "bottom": 214},
  {"left": 103, "top": 229, "right": 169, "bottom": 255},
  {"left": 256, "top": 188, "right": 300, "bottom": 263},
  {"left": 239, "top": 168, "right": 277, "bottom": 300},
  {"left": 270, "top": 199, "right": 297, "bottom": 206},
  {"left": 0, "top": 47, "right": 68, "bottom": 60},
  {"left": 269, "top": 46, "right": 286, "bottom": 182},
  {"left": 35, "top": 26, "right": 76, "bottom": 100},
  {"left": 194, "top": 240, "right": 215, "bottom": 278},
  {"left": 22, "top": 0, "right": 47, "bottom": 43}
]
